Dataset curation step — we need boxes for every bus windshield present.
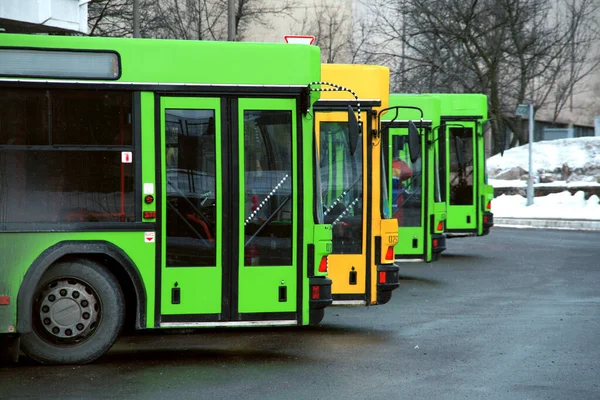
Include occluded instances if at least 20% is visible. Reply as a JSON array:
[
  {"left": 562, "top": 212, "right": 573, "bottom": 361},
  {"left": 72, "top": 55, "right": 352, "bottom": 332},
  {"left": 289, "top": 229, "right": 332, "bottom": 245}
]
[{"left": 319, "top": 121, "right": 363, "bottom": 254}]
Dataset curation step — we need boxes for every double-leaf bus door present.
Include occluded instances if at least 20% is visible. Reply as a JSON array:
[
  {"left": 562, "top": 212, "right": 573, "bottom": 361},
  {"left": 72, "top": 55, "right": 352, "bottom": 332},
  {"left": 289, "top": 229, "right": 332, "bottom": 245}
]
[{"left": 158, "top": 96, "right": 299, "bottom": 326}]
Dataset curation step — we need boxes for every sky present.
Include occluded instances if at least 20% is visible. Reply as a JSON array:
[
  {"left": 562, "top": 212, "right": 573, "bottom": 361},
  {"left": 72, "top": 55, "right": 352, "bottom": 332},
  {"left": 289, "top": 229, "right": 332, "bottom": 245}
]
[{"left": 487, "top": 137, "right": 600, "bottom": 220}]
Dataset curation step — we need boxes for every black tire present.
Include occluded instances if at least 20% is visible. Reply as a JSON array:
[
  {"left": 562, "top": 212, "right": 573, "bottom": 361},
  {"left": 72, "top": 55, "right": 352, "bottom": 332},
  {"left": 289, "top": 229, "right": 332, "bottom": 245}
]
[{"left": 21, "top": 259, "right": 125, "bottom": 365}]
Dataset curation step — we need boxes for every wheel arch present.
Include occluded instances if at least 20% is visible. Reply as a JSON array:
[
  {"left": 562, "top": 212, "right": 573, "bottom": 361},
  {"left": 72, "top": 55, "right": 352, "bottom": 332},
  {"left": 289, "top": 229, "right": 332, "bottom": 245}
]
[{"left": 17, "top": 241, "right": 147, "bottom": 333}]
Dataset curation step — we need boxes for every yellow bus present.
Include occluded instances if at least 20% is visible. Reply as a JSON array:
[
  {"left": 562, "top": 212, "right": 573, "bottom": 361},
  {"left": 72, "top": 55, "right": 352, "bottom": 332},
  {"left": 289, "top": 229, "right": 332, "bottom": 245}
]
[{"left": 314, "top": 64, "right": 400, "bottom": 306}]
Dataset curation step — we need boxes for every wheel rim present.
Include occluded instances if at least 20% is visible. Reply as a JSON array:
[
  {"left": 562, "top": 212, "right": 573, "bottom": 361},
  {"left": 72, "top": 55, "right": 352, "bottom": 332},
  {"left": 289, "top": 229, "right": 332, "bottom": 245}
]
[{"left": 35, "top": 277, "right": 101, "bottom": 344}]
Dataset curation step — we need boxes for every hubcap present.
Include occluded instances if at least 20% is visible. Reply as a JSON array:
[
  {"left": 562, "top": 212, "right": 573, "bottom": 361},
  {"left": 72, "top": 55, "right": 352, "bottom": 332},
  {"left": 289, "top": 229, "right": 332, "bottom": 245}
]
[{"left": 37, "top": 278, "right": 100, "bottom": 342}]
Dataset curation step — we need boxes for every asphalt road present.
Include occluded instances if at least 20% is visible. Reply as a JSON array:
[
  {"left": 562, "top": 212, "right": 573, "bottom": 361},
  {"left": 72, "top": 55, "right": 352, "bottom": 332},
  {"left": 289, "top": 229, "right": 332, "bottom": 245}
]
[{"left": 1, "top": 227, "right": 599, "bottom": 400}]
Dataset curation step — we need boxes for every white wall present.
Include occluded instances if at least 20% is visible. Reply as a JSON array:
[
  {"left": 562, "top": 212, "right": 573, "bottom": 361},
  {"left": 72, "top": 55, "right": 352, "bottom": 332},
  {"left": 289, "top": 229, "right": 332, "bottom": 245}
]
[{"left": 0, "top": 0, "right": 89, "bottom": 33}]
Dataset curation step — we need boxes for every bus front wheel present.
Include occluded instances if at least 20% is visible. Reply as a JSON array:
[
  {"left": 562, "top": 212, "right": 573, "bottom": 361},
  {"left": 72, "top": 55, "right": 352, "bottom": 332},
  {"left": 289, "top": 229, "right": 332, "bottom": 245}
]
[{"left": 21, "top": 259, "right": 125, "bottom": 365}]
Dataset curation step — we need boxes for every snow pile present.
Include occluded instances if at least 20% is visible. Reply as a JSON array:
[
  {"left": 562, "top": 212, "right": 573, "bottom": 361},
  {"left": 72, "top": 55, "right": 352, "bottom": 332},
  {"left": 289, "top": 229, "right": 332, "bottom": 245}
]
[
  {"left": 487, "top": 137, "right": 600, "bottom": 185},
  {"left": 487, "top": 136, "right": 600, "bottom": 221},
  {"left": 492, "top": 191, "right": 600, "bottom": 220}
]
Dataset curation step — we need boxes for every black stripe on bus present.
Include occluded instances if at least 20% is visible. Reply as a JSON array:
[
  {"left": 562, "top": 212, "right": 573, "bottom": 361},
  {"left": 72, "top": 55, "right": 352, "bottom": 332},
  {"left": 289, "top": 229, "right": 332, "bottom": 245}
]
[
  {"left": 160, "top": 314, "right": 221, "bottom": 323},
  {"left": 332, "top": 294, "right": 367, "bottom": 301},
  {"left": 0, "top": 81, "right": 307, "bottom": 96},
  {"left": 295, "top": 94, "right": 304, "bottom": 324},
  {"left": 422, "top": 127, "right": 429, "bottom": 260},
  {"left": 153, "top": 93, "right": 162, "bottom": 328},
  {"left": 229, "top": 98, "right": 240, "bottom": 320},
  {"left": 365, "top": 115, "right": 373, "bottom": 304},
  {"left": 238, "top": 312, "right": 297, "bottom": 322},
  {"left": 133, "top": 92, "right": 143, "bottom": 222},
  {"left": 313, "top": 100, "right": 381, "bottom": 111},
  {"left": 0, "top": 223, "right": 155, "bottom": 233},
  {"left": 220, "top": 97, "right": 233, "bottom": 322},
  {"left": 440, "top": 115, "right": 483, "bottom": 122}
]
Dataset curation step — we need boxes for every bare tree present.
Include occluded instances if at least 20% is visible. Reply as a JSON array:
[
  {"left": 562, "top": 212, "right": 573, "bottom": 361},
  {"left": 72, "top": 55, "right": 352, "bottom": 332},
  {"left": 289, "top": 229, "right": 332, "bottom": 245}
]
[
  {"left": 233, "top": 0, "right": 294, "bottom": 40},
  {"left": 367, "top": 0, "right": 600, "bottom": 153},
  {"left": 88, "top": 0, "right": 161, "bottom": 37},
  {"left": 89, "top": 0, "right": 294, "bottom": 41},
  {"left": 152, "top": 0, "right": 227, "bottom": 40},
  {"left": 292, "top": 1, "right": 352, "bottom": 63}
]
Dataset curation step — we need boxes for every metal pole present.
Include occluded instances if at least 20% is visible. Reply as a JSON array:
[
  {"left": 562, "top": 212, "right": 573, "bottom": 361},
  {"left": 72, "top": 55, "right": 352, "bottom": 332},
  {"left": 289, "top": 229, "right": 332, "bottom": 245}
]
[
  {"left": 133, "top": 0, "right": 140, "bottom": 38},
  {"left": 227, "top": 0, "right": 235, "bottom": 41},
  {"left": 526, "top": 104, "right": 535, "bottom": 206}
]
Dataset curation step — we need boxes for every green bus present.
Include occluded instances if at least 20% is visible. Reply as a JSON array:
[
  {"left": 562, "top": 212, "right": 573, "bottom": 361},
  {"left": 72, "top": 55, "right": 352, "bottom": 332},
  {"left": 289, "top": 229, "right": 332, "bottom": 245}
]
[
  {"left": 435, "top": 94, "right": 494, "bottom": 237},
  {"left": 383, "top": 94, "right": 447, "bottom": 262},
  {"left": 0, "top": 34, "right": 335, "bottom": 364}
]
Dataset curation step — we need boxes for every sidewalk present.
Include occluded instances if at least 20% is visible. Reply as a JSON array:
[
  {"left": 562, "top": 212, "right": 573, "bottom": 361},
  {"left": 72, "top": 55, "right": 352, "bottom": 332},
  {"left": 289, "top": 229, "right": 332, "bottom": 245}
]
[{"left": 494, "top": 217, "right": 600, "bottom": 231}]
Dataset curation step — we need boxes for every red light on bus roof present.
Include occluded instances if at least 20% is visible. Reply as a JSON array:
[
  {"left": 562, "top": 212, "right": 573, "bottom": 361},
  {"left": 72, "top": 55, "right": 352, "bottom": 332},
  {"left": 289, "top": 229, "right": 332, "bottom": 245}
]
[
  {"left": 0, "top": 296, "right": 9, "bottom": 305},
  {"left": 385, "top": 246, "right": 394, "bottom": 261},
  {"left": 311, "top": 285, "right": 320, "bottom": 300},
  {"left": 379, "top": 271, "right": 387, "bottom": 284}
]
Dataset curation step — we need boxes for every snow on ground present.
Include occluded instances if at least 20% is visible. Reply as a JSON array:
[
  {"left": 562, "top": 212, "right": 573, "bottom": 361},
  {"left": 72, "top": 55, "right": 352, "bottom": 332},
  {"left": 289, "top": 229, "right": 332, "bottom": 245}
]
[
  {"left": 488, "top": 137, "right": 600, "bottom": 220},
  {"left": 489, "top": 179, "right": 600, "bottom": 188},
  {"left": 487, "top": 136, "right": 600, "bottom": 173},
  {"left": 492, "top": 191, "right": 600, "bottom": 219}
]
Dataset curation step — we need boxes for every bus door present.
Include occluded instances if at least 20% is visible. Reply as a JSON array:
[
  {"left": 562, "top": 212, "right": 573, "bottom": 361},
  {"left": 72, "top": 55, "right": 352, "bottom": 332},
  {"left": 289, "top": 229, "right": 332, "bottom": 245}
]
[
  {"left": 158, "top": 96, "right": 298, "bottom": 326},
  {"left": 389, "top": 127, "right": 424, "bottom": 257},
  {"left": 446, "top": 122, "right": 477, "bottom": 230},
  {"left": 316, "top": 112, "right": 366, "bottom": 304}
]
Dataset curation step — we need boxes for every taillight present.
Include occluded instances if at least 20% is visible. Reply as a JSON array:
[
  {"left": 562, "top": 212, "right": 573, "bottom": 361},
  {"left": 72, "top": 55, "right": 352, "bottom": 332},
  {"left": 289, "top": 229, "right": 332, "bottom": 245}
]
[
  {"left": 318, "top": 256, "right": 328, "bottom": 273},
  {"left": 385, "top": 246, "right": 394, "bottom": 261},
  {"left": 0, "top": 296, "right": 9, "bottom": 305},
  {"left": 311, "top": 285, "right": 320, "bottom": 300},
  {"left": 143, "top": 211, "right": 156, "bottom": 219},
  {"left": 379, "top": 271, "right": 387, "bottom": 284},
  {"left": 433, "top": 238, "right": 439, "bottom": 248},
  {"left": 487, "top": 201, "right": 492, "bottom": 210},
  {"left": 484, "top": 215, "right": 489, "bottom": 223},
  {"left": 437, "top": 221, "right": 443, "bottom": 231}
]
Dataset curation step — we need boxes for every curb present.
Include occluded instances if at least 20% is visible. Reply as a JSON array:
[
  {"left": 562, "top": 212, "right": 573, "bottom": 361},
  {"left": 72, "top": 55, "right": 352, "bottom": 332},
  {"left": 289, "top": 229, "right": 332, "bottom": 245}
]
[{"left": 494, "top": 217, "right": 600, "bottom": 231}]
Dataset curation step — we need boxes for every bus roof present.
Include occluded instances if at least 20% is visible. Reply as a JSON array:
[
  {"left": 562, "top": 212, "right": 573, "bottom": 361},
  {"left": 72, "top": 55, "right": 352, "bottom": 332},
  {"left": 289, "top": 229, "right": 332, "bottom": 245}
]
[
  {"left": 321, "top": 64, "right": 390, "bottom": 109},
  {"left": 0, "top": 34, "right": 321, "bottom": 86},
  {"left": 425, "top": 93, "right": 487, "bottom": 116},
  {"left": 385, "top": 93, "right": 441, "bottom": 123}
]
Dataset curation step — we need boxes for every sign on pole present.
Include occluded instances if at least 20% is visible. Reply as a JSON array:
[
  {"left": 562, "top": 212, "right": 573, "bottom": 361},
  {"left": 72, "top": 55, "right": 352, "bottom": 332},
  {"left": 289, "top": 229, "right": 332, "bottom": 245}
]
[
  {"left": 515, "top": 104, "right": 529, "bottom": 118},
  {"left": 284, "top": 35, "right": 316, "bottom": 45}
]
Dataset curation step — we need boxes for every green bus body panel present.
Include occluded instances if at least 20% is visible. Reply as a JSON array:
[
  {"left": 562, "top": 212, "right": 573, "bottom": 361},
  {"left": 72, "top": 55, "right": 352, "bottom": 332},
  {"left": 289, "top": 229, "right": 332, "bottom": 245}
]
[
  {"left": 385, "top": 94, "right": 443, "bottom": 262},
  {"left": 0, "top": 233, "right": 155, "bottom": 332},
  {"left": 433, "top": 94, "right": 489, "bottom": 235},
  {"left": 0, "top": 34, "right": 321, "bottom": 86}
]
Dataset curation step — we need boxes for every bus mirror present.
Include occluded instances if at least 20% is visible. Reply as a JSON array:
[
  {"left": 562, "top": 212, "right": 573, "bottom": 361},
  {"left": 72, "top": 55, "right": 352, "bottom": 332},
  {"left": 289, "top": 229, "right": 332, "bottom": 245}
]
[
  {"left": 348, "top": 105, "right": 360, "bottom": 156},
  {"left": 454, "top": 136, "right": 465, "bottom": 165},
  {"left": 408, "top": 120, "right": 420, "bottom": 164}
]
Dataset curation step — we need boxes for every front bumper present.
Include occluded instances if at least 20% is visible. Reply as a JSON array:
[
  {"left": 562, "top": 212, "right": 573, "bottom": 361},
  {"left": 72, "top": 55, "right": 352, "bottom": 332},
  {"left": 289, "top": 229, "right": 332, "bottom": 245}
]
[
  {"left": 309, "top": 277, "right": 332, "bottom": 310},
  {"left": 482, "top": 212, "right": 494, "bottom": 235},
  {"left": 431, "top": 233, "right": 447, "bottom": 261},
  {"left": 376, "top": 264, "right": 400, "bottom": 304}
]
